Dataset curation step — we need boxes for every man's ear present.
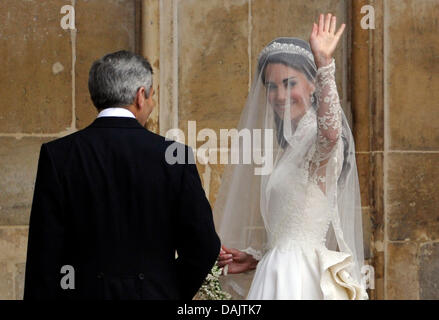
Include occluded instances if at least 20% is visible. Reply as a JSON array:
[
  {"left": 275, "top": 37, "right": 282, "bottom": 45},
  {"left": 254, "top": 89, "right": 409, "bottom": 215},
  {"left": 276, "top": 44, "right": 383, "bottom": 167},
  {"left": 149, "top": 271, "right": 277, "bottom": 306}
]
[{"left": 135, "top": 87, "right": 146, "bottom": 109}]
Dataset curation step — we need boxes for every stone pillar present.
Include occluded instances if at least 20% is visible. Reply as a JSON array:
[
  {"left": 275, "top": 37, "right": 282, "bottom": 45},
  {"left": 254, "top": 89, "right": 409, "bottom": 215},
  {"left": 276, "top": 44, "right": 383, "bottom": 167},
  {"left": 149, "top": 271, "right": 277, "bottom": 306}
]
[
  {"left": 141, "top": 0, "right": 160, "bottom": 133},
  {"left": 368, "top": 0, "right": 385, "bottom": 300},
  {"left": 351, "top": 0, "right": 383, "bottom": 300}
]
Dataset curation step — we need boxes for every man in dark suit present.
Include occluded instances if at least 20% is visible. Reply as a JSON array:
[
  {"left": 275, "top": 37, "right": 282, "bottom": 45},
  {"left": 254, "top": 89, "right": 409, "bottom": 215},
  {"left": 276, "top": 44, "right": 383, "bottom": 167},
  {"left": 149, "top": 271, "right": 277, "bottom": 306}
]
[{"left": 24, "top": 50, "right": 221, "bottom": 299}]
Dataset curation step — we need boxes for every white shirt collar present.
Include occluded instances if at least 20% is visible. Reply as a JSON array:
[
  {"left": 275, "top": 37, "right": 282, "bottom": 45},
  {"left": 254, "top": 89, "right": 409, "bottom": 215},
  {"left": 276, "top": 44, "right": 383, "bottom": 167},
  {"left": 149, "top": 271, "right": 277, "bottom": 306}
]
[{"left": 97, "top": 108, "right": 136, "bottom": 119}]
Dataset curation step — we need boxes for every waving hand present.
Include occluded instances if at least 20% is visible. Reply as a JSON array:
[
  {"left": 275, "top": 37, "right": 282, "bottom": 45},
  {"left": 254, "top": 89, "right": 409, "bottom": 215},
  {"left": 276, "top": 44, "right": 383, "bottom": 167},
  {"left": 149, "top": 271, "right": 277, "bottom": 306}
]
[{"left": 309, "top": 13, "right": 346, "bottom": 68}]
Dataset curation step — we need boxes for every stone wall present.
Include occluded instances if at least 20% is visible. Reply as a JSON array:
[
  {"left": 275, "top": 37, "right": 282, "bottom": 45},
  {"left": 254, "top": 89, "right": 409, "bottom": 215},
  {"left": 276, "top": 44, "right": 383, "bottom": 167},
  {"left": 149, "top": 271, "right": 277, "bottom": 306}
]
[
  {"left": 384, "top": 0, "right": 439, "bottom": 300},
  {"left": 346, "top": 0, "right": 439, "bottom": 300}
]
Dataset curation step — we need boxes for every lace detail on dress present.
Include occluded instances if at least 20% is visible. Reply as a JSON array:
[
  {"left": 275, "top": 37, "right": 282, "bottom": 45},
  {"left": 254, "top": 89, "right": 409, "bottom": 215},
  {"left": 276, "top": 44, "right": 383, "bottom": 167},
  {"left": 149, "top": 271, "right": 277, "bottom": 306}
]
[
  {"left": 314, "top": 59, "right": 342, "bottom": 157},
  {"left": 242, "top": 247, "right": 264, "bottom": 261},
  {"left": 308, "top": 59, "right": 343, "bottom": 187},
  {"left": 267, "top": 183, "right": 331, "bottom": 250}
]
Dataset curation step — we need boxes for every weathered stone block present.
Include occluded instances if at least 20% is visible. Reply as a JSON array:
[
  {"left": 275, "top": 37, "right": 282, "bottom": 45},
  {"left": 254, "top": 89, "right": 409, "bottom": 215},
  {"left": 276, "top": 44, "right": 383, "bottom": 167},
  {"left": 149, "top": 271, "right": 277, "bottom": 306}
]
[
  {"left": 373, "top": 250, "right": 384, "bottom": 279},
  {"left": 15, "top": 262, "right": 25, "bottom": 300},
  {"left": 0, "top": 228, "right": 28, "bottom": 300},
  {"left": 178, "top": 0, "right": 249, "bottom": 137},
  {"left": 419, "top": 242, "right": 439, "bottom": 299},
  {"left": 356, "top": 153, "right": 370, "bottom": 207},
  {"left": 362, "top": 207, "right": 372, "bottom": 260},
  {"left": 371, "top": 152, "right": 384, "bottom": 239},
  {"left": 374, "top": 277, "right": 384, "bottom": 300},
  {"left": 141, "top": 0, "right": 160, "bottom": 134},
  {"left": 387, "top": 241, "right": 419, "bottom": 300},
  {"left": 0, "top": 262, "right": 13, "bottom": 300},
  {"left": 194, "top": 160, "right": 226, "bottom": 208},
  {"left": 387, "top": 0, "right": 439, "bottom": 150},
  {"left": 0, "top": 227, "right": 28, "bottom": 262},
  {"left": 0, "top": 138, "right": 52, "bottom": 225},
  {"left": 0, "top": 0, "right": 72, "bottom": 133},
  {"left": 387, "top": 154, "right": 439, "bottom": 242},
  {"left": 208, "top": 163, "right": 226, "bottom": 209},
  {"left": 370, "top": 0, "right": 385, "bottom": 153},
  {"left": 75, "top": 0, "right": 136, "bottom": 129}
]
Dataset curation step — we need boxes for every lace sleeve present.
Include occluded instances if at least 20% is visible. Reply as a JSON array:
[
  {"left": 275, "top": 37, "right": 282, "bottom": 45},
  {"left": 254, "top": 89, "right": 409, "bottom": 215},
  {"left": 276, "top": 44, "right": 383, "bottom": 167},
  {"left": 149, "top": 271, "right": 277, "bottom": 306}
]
[
  {"left": 314, "top": 58, "right": 342, "bottom": 161},
  {"left": 242, "top": 247, "right": 263, "bottom": 261},
  {"left": 222, "top": 247, "right": 262, "bottom": 277}
]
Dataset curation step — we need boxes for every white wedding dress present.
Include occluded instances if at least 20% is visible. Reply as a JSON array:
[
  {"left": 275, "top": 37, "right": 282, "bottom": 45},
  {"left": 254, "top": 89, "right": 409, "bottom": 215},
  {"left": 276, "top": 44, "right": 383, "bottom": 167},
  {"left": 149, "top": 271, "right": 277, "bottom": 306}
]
[
  {"left": 246, "top": 159, "right": 363, "bottom": 300},
  {"left": 245, "top": 60, "right": 368, "bottom": 300}
]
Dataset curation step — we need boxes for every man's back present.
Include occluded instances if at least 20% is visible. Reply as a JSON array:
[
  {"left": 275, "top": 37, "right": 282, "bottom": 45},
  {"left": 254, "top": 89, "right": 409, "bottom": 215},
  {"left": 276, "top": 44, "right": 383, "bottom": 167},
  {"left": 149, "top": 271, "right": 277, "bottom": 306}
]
[{"left": 24, "top": 117, "right": 221, "bottom": 299}]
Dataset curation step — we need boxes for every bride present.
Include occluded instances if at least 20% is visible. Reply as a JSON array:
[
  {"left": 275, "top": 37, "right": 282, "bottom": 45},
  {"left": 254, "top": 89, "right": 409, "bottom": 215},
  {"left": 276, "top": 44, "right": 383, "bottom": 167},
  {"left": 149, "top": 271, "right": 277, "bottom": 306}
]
[{"left": 215, "top": 13, "right": 368, "bottom": 300}]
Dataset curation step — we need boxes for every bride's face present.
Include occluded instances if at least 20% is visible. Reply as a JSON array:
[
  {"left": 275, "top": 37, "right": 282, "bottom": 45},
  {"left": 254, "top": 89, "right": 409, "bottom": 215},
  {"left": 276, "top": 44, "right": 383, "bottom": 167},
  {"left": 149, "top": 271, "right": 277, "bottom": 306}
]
[{"left": 264, "top": 63, "right": 315, "bottom": 121}]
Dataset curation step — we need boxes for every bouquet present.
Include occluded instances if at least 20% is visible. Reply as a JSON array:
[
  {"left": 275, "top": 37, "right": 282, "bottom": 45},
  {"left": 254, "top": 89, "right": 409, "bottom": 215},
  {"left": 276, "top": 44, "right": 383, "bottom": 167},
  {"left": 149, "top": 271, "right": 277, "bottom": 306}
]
[{"left": 195, "top": 263, "right": 232, "bottom": 300}]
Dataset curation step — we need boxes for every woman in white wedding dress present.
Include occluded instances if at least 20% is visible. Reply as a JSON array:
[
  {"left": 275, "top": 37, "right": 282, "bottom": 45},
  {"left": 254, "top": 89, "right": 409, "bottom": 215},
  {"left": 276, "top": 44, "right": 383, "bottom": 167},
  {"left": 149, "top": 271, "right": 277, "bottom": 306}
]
[{"left": 215, "top": 14, "right": 368, "bottom": 300}]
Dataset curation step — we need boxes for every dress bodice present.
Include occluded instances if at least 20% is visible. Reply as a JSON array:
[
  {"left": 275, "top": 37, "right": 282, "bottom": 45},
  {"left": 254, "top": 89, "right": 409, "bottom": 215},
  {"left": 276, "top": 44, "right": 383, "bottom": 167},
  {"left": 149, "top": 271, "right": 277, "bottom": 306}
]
[{"left": 265, "top": 155, "right": 332, "bottom": 249}]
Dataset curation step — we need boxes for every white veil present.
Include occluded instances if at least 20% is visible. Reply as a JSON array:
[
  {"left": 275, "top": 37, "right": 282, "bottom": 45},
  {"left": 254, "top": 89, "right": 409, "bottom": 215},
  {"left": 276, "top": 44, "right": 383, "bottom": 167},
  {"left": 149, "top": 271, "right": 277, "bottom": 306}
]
[{"left": 213, "top": 37, "right": 366, "bottom": 298}]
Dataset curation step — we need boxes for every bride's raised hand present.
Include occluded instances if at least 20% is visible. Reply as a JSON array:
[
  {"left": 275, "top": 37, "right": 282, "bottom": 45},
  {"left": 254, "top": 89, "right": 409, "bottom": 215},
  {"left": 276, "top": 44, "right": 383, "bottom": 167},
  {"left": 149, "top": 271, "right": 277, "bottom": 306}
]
[{"left": 309, "top": 13, "right": 346, "bottom": 68}]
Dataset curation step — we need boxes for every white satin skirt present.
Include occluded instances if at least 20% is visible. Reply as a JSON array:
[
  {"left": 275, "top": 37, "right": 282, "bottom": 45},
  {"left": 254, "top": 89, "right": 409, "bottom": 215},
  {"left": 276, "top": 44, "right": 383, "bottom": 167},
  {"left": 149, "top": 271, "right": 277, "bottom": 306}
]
[
  {"left": 246, "top": 241, "right": 368, "bottom": 300},
  {"left": 246, "top": 242, "right": 323, "bottom": 299}
]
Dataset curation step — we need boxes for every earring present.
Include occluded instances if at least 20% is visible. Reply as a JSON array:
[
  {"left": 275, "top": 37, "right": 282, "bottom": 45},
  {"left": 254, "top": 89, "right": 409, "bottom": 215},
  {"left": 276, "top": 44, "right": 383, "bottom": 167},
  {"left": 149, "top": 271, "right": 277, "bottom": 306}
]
[{"left": 310, "top": 95, "right": 315, "bottom": 104}]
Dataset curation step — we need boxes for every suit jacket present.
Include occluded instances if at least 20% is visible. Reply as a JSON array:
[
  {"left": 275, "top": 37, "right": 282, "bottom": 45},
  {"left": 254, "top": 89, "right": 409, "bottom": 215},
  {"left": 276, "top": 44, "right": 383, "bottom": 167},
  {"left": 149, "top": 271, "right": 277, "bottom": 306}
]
[{"left": 24, "top": 116, "right": 221, "bottom": 300}]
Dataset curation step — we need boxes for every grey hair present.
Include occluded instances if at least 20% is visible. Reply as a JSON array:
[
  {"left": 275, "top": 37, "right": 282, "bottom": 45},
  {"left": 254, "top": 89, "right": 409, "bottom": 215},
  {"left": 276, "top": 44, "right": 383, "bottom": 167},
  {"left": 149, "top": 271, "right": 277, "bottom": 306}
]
[{"left": 88, "top": 50, "right": 153, "bottom": 110}]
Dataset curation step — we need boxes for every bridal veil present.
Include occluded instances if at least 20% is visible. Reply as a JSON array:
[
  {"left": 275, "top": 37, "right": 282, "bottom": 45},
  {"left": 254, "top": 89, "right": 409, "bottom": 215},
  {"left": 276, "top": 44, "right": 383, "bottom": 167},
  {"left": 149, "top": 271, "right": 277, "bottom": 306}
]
[{"left": 213, "top": 37, "right": 366, "bottom": 298}]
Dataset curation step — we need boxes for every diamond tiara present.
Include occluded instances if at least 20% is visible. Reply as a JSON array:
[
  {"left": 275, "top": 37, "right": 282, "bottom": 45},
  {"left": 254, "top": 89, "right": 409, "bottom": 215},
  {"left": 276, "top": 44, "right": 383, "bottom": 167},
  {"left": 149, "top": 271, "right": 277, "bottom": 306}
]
[{"left": 258, "top": 42, "right": 315, "bottom": 62}]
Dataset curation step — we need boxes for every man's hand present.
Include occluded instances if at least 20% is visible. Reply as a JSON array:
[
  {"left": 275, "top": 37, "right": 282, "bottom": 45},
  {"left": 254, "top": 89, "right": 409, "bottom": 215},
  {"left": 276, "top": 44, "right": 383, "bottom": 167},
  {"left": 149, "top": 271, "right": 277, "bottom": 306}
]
[
  {"left": 309, "top": 13, "right": 346, "bottom": 68},
  {"left": 217, "top": 245, "right": 258, "bottom": 274}
]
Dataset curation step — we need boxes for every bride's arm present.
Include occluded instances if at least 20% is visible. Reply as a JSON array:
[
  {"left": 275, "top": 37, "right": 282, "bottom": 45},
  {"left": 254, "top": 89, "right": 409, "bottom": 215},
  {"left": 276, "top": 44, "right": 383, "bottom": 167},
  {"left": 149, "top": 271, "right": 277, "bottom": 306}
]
[
  {"left": 309, "top": 13, "right": 345, "bottom": 161},
  {"left": 314, "top": 59, "right": 342, "bottom": 160}
]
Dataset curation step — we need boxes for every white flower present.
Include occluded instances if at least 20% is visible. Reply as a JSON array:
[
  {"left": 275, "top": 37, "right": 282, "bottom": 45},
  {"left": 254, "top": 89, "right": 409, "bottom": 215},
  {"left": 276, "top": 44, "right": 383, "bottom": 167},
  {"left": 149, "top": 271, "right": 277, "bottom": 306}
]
[{"left": 195, "top": 263, "right": 232, "bottom": 300}]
